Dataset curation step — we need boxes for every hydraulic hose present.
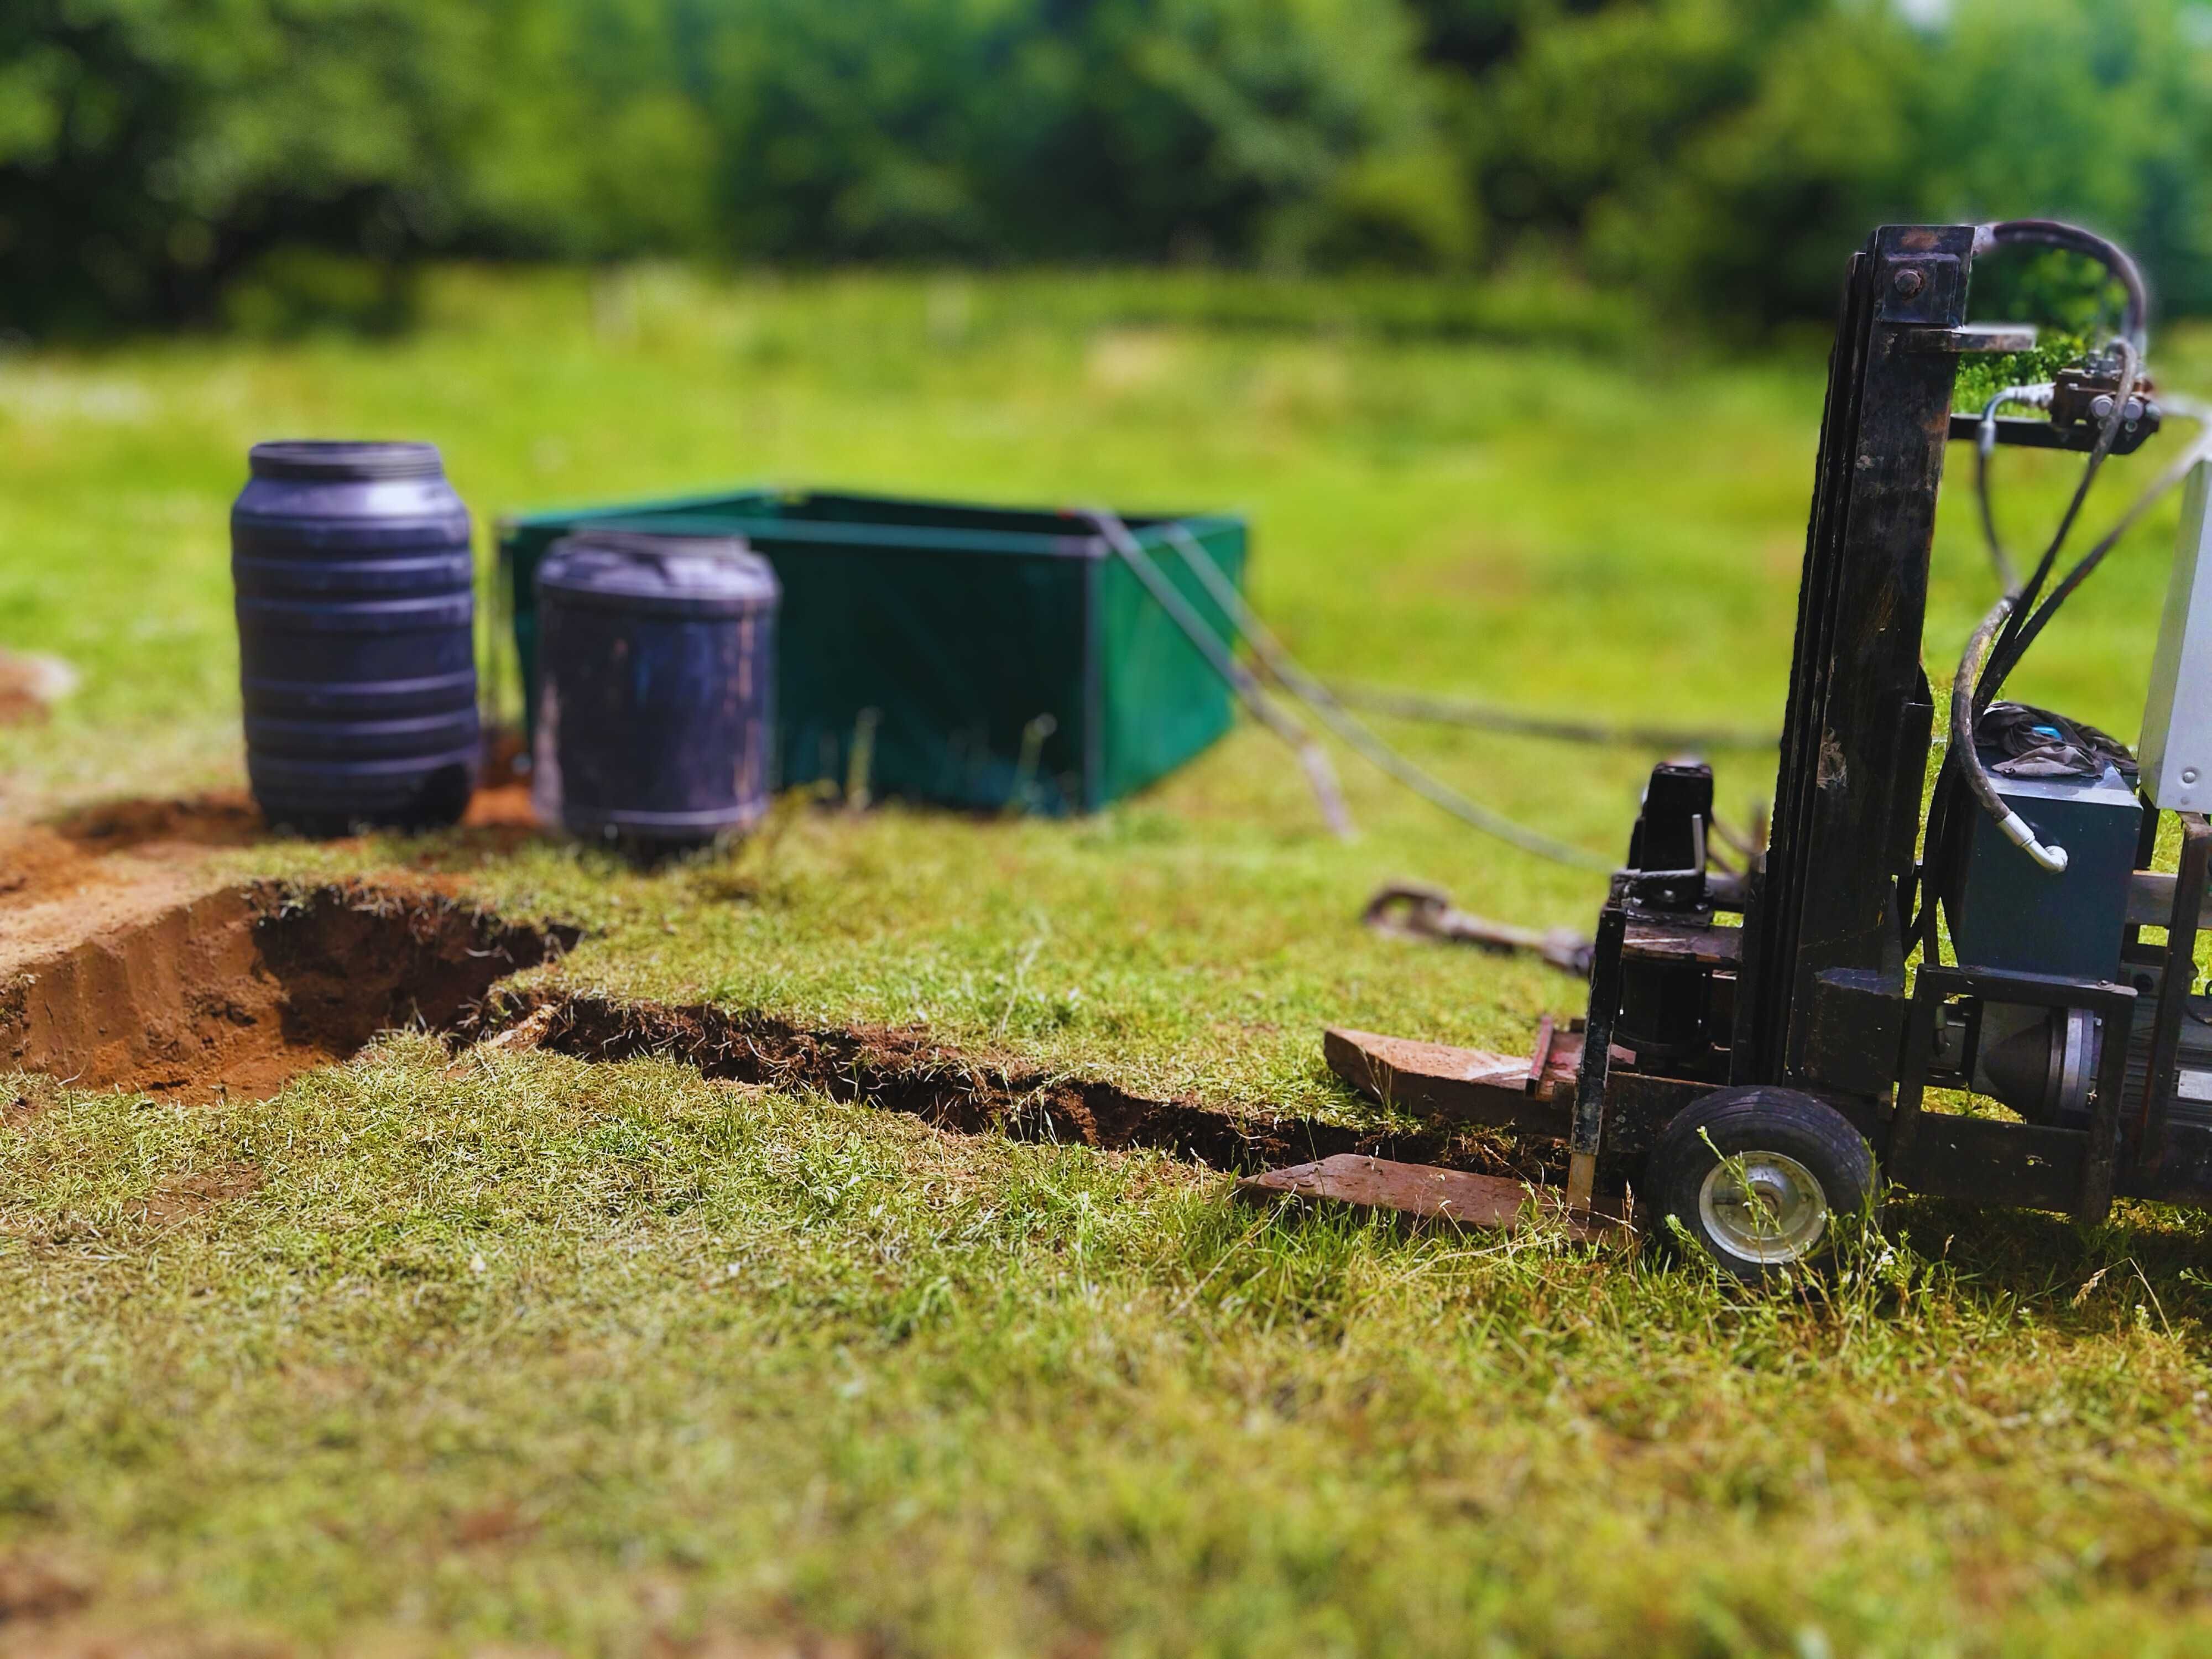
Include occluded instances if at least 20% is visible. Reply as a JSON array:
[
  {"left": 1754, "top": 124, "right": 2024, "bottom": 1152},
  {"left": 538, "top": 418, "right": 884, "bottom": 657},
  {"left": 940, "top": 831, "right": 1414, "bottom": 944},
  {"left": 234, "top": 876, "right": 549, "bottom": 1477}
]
[
  {"left": 1979, "top": 337, "right": 2138, "bottom": 707},
  {"left": 1986, "top": 397, "right": 2212, "bottom": 683},
  {"left": 1945, "top": 336, "right": 2138, "bottom": 880},
  {"left": 1918, "top": 385, "right": 2212, "bottom": 945},
  {"left": 1950, "top": 595, "right": 2068, "bottom": 873},
  {"left": 1976, "top": 220, "right": 2148, "bottom": 351}
]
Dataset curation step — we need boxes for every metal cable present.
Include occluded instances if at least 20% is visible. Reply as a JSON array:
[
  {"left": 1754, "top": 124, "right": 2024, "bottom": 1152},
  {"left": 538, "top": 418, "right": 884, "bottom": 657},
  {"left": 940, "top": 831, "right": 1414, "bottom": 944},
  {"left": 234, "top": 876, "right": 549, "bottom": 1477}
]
[
  {"left": 1980, "top": 337, "right": 2138, "bottom": 705},
  {"left": 1132, "top": 519, "right": 1612, "bottom": 869},
  {"left": 1150, "top": 526, "right": 1770, "bottom": 750},
  {"left": 1076, "top": 510, "right": 1353, "bottom": 839},
  {"left": 1983, "top": 393, "right": 2212, "bottom": 697},
  {"left": 1313, "top": 682, "right": 1776, "bottom": 750}
]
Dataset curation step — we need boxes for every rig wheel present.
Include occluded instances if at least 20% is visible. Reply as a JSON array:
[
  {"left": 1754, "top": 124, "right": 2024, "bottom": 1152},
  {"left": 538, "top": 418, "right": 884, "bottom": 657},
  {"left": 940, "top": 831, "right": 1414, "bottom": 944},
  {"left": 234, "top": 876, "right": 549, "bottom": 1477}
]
[{"left": 1644, "top": 1087, "right": 1877, "bottom": 1282}]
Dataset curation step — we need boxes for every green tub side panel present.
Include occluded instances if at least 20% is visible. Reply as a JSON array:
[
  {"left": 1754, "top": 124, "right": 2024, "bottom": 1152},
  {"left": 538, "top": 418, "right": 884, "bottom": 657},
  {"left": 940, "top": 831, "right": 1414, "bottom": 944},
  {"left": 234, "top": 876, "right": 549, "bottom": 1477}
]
[
  {"left": 1095, "top": 518, "right": 1246, "bottom": 806},
  {"left": 770, "top": 541, "right": 1091, "bottom": 814},
  {"left": 497, "top": 489, "right": 1244, "bottom": 815}
]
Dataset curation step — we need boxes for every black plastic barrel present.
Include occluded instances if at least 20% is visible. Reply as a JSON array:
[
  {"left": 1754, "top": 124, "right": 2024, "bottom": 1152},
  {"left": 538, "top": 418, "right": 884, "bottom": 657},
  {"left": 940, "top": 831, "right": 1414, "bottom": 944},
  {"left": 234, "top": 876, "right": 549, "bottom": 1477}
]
[
  {"left": 232, "top": 441, "right": 478, "bottom": 836},
  {"left": 532, "top": 530, "right": 780, "bottom": 848}
]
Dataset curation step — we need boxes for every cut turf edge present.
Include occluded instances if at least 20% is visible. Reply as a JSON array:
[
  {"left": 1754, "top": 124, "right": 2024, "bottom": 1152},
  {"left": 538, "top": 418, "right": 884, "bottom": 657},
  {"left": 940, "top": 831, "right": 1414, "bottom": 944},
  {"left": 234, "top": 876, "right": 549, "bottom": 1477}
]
[{"left": 492, "top": 990, "right": 1552, "bottom": 1178}]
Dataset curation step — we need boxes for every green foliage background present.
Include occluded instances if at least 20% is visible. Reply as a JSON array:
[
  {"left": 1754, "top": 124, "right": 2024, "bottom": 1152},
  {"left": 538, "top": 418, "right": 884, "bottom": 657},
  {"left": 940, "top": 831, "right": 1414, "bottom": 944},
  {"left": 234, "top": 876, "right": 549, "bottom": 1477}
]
[{"left": 7, "top": 0, "right": 2212, "bottom": 332}]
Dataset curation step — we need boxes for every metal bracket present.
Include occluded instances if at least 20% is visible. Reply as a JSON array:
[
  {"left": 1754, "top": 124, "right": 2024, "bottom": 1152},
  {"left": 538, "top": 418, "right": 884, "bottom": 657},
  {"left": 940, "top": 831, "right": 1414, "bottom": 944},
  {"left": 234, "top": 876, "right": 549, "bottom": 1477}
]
[
  {"left": 1899, "top": 323, "right": 2039, "bottom": 355},
  {"left": 1567, "top": 906, "right": 1630, "bottom": 1213},
  {"left": 1876, "top": 251, "right": 1967, "bottom": 328},
  {"left": 2136, "top": 814, "right": 2212, "bottom": 1176},
  {"left": 1949, "top": 415, "right": 2162, "bottom": 455}
]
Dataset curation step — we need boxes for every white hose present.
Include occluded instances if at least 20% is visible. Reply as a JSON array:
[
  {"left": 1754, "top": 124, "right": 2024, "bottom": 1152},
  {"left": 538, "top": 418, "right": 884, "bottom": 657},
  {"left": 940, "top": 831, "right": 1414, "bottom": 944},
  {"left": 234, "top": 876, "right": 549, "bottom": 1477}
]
[{"left": 1952, "top": 595, "right": 2069, "bottom": 873}]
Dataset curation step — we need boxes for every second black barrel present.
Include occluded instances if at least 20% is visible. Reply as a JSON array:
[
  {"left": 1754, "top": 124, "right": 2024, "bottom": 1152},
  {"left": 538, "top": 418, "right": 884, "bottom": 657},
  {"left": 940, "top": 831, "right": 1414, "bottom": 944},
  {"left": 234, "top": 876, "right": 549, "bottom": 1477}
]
[{"left": 532, "top": 530, "right": 780, "bottom": 848}]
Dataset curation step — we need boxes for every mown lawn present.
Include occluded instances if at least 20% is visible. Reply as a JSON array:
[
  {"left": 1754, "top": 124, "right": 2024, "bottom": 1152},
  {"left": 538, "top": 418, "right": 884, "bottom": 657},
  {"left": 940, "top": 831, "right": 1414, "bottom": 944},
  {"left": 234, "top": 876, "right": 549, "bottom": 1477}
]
[{"left": 6, "top": 267, "right": 2212, "bottom": 1655}]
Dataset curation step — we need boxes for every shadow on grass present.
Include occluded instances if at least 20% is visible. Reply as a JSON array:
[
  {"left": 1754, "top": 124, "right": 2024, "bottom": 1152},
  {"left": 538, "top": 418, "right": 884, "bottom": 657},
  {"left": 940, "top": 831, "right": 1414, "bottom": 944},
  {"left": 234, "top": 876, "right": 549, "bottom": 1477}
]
[{"left": 1884, "top": 1190, "right": 2212, "bottom": 1326}]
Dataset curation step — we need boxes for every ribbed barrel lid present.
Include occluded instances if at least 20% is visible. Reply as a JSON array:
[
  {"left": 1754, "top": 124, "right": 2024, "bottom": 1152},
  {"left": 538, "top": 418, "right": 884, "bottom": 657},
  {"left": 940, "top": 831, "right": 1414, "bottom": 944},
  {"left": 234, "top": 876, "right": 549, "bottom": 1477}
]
[
  {"left": 249, "top": 441, "right": 447, "bottom": 481},
  {"left": 538, "top": 530, "right": 780, "bottom": 616}
]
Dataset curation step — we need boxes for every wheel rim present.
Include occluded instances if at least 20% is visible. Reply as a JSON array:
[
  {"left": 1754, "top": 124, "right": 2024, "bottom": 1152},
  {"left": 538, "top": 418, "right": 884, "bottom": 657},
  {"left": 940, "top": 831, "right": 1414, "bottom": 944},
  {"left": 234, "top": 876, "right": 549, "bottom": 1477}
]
[{"left": 1696, "top": 1151, "right": 1829, "bottom": 1265}]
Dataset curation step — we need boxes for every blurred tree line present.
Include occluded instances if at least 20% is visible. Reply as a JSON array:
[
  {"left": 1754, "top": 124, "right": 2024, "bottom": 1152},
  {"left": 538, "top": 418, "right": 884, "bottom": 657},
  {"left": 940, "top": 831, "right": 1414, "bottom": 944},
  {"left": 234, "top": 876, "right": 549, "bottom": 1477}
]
[{"left": 4, "top": 0, "right": 2209, "bottom": 336}]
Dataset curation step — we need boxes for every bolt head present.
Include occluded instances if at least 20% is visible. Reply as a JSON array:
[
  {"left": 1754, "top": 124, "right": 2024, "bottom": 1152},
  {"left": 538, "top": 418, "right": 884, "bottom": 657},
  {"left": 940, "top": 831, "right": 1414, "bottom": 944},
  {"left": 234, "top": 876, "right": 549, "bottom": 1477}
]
[
  {"left": 2185, "top": 768, "right": 2200, "bottom": 786},
  {"left": 1893, "top": 268, "right": 1926, "bottom": 298},
  {"left": 2091, "top": 394, "right": 2116, "bottom": 420}
]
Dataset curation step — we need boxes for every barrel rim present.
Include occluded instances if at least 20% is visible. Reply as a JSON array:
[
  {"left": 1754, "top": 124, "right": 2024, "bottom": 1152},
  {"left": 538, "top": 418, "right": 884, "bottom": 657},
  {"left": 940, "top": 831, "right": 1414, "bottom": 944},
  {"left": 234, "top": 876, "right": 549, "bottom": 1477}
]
[
  {"left": 538, "top": 529, "right": 780, "bottom": 614},
  {"left": 249, "top": 441, "right": 446, "bottom": 482},
  {"left": 551, "top": 528, "right": 752, "bottom": 561}
]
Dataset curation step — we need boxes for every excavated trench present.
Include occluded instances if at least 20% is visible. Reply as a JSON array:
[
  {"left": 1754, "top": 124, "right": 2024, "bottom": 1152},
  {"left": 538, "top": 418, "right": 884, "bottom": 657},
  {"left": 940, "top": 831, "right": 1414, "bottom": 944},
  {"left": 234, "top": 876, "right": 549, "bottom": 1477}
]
[
  {"left": 0, "top": 883, "right": 1500, "bottom": 1171},
  {"left": 0, "top": 794, "right": 1507, "bottom": 1172},
  {"left": 1, "top": 881, "right": 577, "bottom": 1103},
  {"left": 503, "top": 992, "right": 1528, "bottom": 1176}
]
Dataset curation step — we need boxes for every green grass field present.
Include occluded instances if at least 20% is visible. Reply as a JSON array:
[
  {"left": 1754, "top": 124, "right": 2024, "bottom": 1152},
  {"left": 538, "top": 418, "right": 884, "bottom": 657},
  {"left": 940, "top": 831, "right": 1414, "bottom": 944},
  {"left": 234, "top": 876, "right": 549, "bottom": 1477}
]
[{"left": 8, "top": 267, "right": 2212, "bottom": 1656}]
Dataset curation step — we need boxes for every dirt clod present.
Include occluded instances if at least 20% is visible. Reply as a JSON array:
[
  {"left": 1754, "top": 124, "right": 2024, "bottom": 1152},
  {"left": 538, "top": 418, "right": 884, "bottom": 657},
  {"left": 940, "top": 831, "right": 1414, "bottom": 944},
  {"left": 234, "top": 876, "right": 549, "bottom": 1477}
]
[
  {"left": 0, "top": 1552, "right": 91, "bottom": 1621},
  {"left": 49, "top": 792, "right": 265, "bottom": 855},
  {"left": 0, "top": 651, "right": 76, "bottom": 727}
]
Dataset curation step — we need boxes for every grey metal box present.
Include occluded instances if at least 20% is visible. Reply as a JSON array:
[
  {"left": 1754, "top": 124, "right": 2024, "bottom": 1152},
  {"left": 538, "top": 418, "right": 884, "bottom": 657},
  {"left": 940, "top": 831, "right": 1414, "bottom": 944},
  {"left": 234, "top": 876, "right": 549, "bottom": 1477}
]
[
  {"left": 2141, "top": 460, "right": 2212, "bottom": 810},
  {"left": 1953, "top": 760, "right": 2140, "bottom": 983}
]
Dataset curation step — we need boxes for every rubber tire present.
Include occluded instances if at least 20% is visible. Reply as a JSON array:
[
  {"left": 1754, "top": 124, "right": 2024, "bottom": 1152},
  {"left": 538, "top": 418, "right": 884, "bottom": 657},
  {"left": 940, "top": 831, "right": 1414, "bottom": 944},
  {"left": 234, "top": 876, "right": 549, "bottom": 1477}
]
[{"left": 1643, "top": 1086, "right": 1877, "bottom": 1284}]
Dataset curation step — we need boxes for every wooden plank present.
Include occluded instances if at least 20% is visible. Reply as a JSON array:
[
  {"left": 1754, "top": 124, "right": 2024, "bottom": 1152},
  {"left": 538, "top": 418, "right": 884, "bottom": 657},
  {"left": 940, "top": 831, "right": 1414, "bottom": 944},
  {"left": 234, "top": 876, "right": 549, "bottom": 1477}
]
[
  {"left": 1234, "top": 1154, "right": 1624, "bottom": 1240},
  {"left": 1324, "top": 1025, "right": 1574, "bottom": 1134},
  {"left": 1527, "top": 1014, "right": 1556, "bottom": 1089}
]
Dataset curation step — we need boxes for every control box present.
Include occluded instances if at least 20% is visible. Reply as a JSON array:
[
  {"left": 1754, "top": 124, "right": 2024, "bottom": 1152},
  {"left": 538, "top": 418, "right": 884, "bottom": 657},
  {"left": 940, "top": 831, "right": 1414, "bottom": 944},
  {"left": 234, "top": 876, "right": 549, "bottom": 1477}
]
[
  {"left": 2141, "top": 460, "right": 2212, "bottom": 810},
  {"left": 1952, "top": 759, "right": 2140, "bottom": 983}
]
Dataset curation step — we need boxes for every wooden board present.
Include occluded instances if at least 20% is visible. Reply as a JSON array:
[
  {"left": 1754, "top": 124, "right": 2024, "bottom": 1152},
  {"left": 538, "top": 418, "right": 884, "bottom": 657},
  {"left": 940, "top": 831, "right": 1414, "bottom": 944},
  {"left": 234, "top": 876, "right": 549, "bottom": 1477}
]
[
  {"left": 1235, "top": 1154, "right": 1625, "bottom": 1241},
  {"left": 1324, "top": 1026, "right": 1575, "bottom": 1135}
]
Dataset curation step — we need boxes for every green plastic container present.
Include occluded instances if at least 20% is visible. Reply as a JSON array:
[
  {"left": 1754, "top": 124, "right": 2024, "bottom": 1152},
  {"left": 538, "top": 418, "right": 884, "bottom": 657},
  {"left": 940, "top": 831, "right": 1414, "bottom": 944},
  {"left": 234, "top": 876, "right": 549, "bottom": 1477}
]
[{"left": 497, "top": 488, "right": 1247, "bottom": 814}]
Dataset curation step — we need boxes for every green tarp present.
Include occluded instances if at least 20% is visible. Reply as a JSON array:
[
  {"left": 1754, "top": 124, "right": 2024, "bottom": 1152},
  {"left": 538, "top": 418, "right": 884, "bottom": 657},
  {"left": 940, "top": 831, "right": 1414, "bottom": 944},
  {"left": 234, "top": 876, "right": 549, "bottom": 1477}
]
[{"left": 497, "top": 488, "right": 1247, "bottom": 814}]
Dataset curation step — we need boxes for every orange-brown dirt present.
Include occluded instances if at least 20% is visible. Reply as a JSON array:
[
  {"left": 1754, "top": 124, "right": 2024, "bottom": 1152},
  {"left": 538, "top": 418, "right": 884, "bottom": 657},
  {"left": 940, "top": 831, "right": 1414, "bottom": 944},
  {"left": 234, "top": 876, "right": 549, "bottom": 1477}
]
[
  {"left": 1, "top": 792, "right": 265, "bottom": 982},
  {"left": 0, "top": 650, "right": 77, "bottom": 729},
  {"left": 1, "top": 880, "right": 574, "bottom": 1103},
  {"left": 1, "top": 789, "right": 571, "bottom": 1103}
]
